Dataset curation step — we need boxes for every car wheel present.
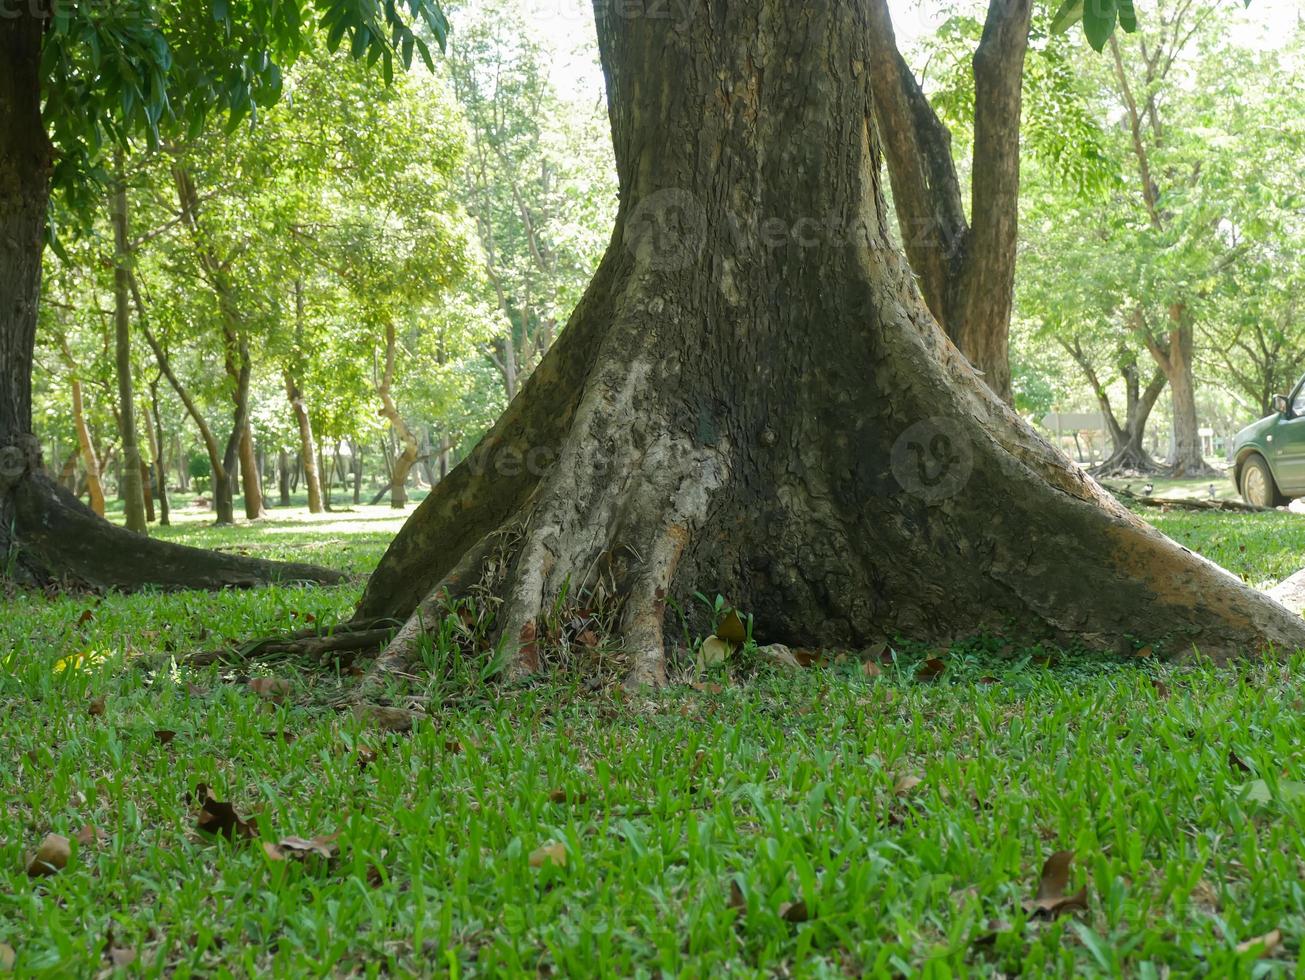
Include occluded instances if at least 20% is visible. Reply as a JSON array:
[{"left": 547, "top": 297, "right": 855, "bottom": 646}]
[{"left": 1240, "top": 454, "right": 1285, "bottom": 508}]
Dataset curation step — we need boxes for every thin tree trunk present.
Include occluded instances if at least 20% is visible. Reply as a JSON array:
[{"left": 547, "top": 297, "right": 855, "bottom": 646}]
[
  {"left": 110, "top": 151, "right": 148, "bottom": 534},
  {"left": 278, "top": 447, "right": 291, "bottom": 506},
  {"left": 1142, "top": 304, "right": 1211, "bottom": 477},
  {"left": 376, "top": 321, "right": 419, "bottom": 508},
  {"left": 143, "top": 391, "right": 170, "bottom": 526},
  {"left": 70, "top": 378, "right": 106, "bottom": 517},
  {"left": 239, "top": 424, "right": 265, "bottom": 519},
  {"left": 285, "top": 282, "right": 324, "bottom": 513}
]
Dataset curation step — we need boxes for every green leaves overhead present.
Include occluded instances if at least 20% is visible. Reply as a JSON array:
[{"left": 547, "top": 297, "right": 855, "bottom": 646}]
[
  {"left": 42, "top": 0, "right": 450, "bottom": 217},
  {"left": 1050, "top": 0, "right": 1135, "bottom": 51}
]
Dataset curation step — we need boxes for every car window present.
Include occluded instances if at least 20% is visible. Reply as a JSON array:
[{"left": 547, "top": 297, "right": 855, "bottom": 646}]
[{"left": 1294, "top": 388, "right": 1305, "bottom": 417}]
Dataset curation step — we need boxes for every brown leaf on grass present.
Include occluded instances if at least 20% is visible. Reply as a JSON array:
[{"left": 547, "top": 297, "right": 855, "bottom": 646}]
[
  {"left": 1235, "top": 928, "right": 1282, "bottom": 957},
  {"left": 75, "top": 824, "right": 107, "bottom": 847},
  {"left": 691, "top": 680, "right": 724, "bottom": 694},
  {"left": 185, "top": 682, "right": 206, "bottom": 697},
  {"left": 153, "top": 729, "right": 177, "bottom": 745},
  {"left": 264, "top": 833, "right": 340, "bottom": 862},
  {"left": 357, "top": 746, "right": 378, "bottom": 770},
  {"left": 779, "top": 900, "right": 809, "bottom": 923},
  {"left": 444, "top": 738, "right": 464, "bottom": 754},
  {"left": 894, "top": 775, "right": 923, "bottom": 796},
  {"left": 1022, "top": 850, "right": 1088, "bottom": 918},
  {"left": 1229, "top": 749, "right": 1253, "bottom": 773},
  {"left": 528, "top": 841, "right": 567, "bottom": 868},
  {"left": 915, "top": 658, "right": 946, "bottom": 682},
  {"left": 978, "top": 676, "right": 1000, "bottom": 685},
  {"left": 0, "top": 942, "right": 14, "bottom": 971},
  {"left": 1135, "top": 645, "right": 1153, "bottom": 658},
  {"left": 193, "top": 785, "right": 257, "bottom": 841},
  {"left": 77, "top": 609, "right": 94, "bottom": 626},
  {"left": 791, "top": 648, "right": 820, "bottom": 667},
  {"left": 108, "top": 947, "right": 136, "bottom": 968},
  {"left": 575, "top": 627, "right": 600, "bottom": 648},
  {"left": 88, "top": 696, "right": 106, "bottom": 717},
  {"left": 861, "top": 660, "right": 882, "bottom": 679},
  {"left": 548, "top": 788, "right": 588, "bottom": 804},
  {"left": 248, "top": 677, "right": 291, "bottom": 703},
  {"left": 26, "top": 833, "right": 70, "bottom": 877},
  {"left": 353, "top": 705, "right": 416, "bottom": 733},
  {"left": 717, "top": 608, "right": 747, "bottom": 644},
  {"left": 262, "top": 730, "right": 296, "bottom": 744},
  {"left": 755, "top": 643, "right": 802, "bottom": 668},
  {"left": 728, "top": 879, "right": 746, "bottom": 910},
  {"left": 1151, "top": 679, "right": 1170, "bottom": 698}
]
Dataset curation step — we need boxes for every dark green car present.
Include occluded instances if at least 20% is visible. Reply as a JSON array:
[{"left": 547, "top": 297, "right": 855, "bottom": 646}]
[{"left": 1231, "top": 383, "right": 1305, "bottom": 506}]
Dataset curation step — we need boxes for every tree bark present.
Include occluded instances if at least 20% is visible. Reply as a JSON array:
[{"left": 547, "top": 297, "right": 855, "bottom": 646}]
[
  {"left": 340, "top": 0, "right": 1305, "bottom": 693},
  {"left": 1063, "top": 339, "right": 1165, "bottom": 475},
  {"left": 239, "top": 424, "right": 266, "bottom": 519},
  {"left": 277, "top": 447, "right": 291, "bottom": 506},
  {"left": 376, "top": 321, "right": 419, "bottom": 508},
  {"left": 1141, "top": 305, "right": 1212, "bottom": 477},
  {"left": 69, "top": 377, "right": 106, "bottom": 517},
  {"left": 110, "top": 152, "right": 149, "bottom": 534},
  {"left": 864, "top": 0, "right": 1032, "bottom": 404},
  {"left": 143, "top": 389, "right": 170, "bottom": 526}
]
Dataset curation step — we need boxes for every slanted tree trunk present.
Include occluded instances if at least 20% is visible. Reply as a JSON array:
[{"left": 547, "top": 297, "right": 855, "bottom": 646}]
[
  {"left": 69, "top": 377, "right": 106, "bottom": 517},
  {"left": 338, "top": 0, "right": 1305, "bottom": 694},
  {"left": 864, "top": 0, "right": 1032, "bottom": 403},
  {"left": 143, "top": 389, "right": 170, "bottom": 526},
  {"left": 239, "top": 424, "right": 265, "bottom": 519},
  {"left": 376, "top": 321, "right": 419, "bottom": 508},
  {"left": 284, "top": 371, "right": 324, "bottom": 514},
  {"left": 110, "top": 152, "right": 148, "bottom": 534}
]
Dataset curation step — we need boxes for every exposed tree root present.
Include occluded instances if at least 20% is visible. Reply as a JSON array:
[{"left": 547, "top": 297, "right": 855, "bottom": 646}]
[{"left": 6, "top": 473, "right": 344, "bottom": 592}]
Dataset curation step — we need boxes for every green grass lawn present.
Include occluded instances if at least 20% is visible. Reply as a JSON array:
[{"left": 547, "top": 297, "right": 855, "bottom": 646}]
[{"left": 5, "top": 500, "right": 1305, "bottom": 976}]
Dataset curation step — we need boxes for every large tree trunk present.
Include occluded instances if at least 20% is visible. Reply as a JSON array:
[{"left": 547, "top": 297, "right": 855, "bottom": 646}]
[
  {"left": 340, "top": 0, "right": 1305, "bottom": 693},
  {"left": 110, "top": 153, "right": 149, "bottom": 534}
]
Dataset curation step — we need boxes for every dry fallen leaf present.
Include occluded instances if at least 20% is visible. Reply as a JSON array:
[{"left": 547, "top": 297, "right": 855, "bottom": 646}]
[
  {"left": 915, "top": 658, "right": 946, "bottom": 682},
  {"left": 153, "top": 729, "right": 177, "bottom": 745},
  {"left": 548, "top": 788, "right": 588, "bottom": 804},
  {"left": 1022, "top": 850, "right": 1088, "bottom": 918},
  {"left": 194, "top": 785, "right": 257, "bottom": 841},
  {"left": 1151, "top": 679, "right": 1170, "bottom": 698},
  {"left": 264, "top": 833, "right": 340, "bottom": 862},
  {"left": 445, "top": 738, "right": 464, "bottom": 754},
  {"left": 88, "top": 696, "right": 106, "bottom": 718},
  {"left": 528, "top": 841, "right": 567, "bottom": 868},
  {"left": 26, "top": 833, "right": 71, "bottom": 877},
  {"left": 894, "top": 775, "right": 923, "bottom": 796},
  {"left": 248, "top": 677, "right": 291, "bottom": 702},
  {"left": 1235, "top": 928, "right": 1282, "bottom": 957},
  {"left": 357, "top": 746, "right": 378, "bottom": 770},
  {"left": 728, "top": 879, "right": 746, "bottom": 910},
  {"left": 108, "top": 947, "right": 136, "bottom": 968},
  {"left": 75, "top": 824, "right": 107, "bottom": 847},
  {"left": 691, "top": 680, "right": 724, "bottom": 694},
  {"left": 1135, "top": 645, "right": 1153, "bottom": 658},
  {"left": 861, "top": 660, "right": 882, "bottom": 679},
  {"left": 779, "top": 900, "right": 809, "bottom": 923}
]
